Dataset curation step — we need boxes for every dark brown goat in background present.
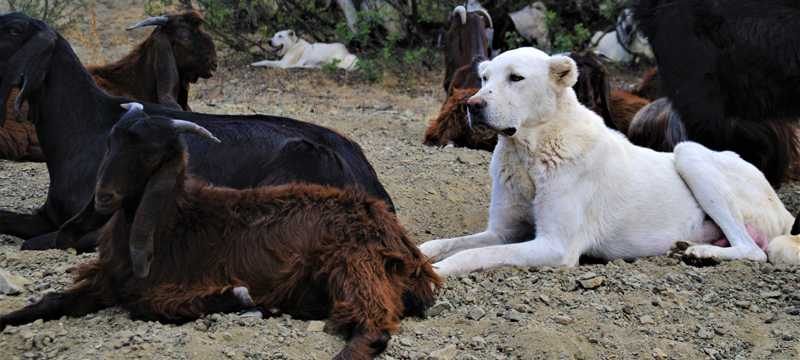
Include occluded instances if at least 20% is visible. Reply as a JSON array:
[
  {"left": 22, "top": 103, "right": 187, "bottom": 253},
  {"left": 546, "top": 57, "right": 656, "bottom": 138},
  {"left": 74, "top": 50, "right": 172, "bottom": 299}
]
[
  {"left": 0, "top": 104, "right": 440, "bottom": 360},
  {"left": 0, "top": 11, "right": 216, "bottom": 162}
]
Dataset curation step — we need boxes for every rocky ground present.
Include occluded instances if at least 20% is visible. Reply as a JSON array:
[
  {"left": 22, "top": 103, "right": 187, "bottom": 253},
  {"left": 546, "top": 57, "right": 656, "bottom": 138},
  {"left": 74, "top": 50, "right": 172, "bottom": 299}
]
[{"left": 1, "top": 1, "right": 799, "bottom": 359}]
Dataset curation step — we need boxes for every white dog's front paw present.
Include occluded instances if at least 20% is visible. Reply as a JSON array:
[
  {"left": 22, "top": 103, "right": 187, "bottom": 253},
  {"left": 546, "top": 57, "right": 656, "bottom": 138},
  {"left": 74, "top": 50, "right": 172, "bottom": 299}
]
[
  {"left": 419, "top": 240, "right": 451, "bottom": 262},
  {"left": 685, "top": 244, "right": 767, "bottom": 263}
]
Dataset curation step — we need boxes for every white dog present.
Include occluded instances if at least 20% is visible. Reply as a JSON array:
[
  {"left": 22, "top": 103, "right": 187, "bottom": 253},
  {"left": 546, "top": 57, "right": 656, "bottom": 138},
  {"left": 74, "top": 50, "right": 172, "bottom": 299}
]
[
  {"left": 420, "top": 47, "right": 800, "bottom": 276},
  {"left": 250, "top": 30, "right": 358, "bottom": 71}
]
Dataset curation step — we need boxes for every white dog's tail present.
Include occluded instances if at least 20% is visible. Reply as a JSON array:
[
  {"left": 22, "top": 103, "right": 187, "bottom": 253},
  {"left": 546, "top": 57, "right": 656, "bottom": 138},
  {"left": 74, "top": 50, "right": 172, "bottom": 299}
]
[{"left": 767, "top": 216, "right": 800, "bottom": 265}]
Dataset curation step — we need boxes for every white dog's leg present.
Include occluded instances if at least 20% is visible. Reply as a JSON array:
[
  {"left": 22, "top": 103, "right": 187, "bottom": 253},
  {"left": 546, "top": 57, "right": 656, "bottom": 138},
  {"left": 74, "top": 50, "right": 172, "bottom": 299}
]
[
  {"left": 674, "top": 142, "right": 767, "bottom": 262},
  {"left": 250, "top": 60, "right": 285, "bottom": 68},
  {"left": 420, "top": 231, "right": 507, "bottom": 262},
  {"left": 432, "top": 236, "right": 574, "bottom": 276}
]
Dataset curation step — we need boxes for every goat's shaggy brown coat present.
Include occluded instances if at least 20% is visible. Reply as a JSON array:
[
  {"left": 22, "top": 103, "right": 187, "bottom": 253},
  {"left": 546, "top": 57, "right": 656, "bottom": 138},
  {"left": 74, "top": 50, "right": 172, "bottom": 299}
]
[
  {"left": 609, "top": 89, "right": 651, "bottom": 133},
  {"left": 2, "top": 148, "right": 440, "bottom": 359},
  {"left": 423, "top": 87, "right": 497, "bottom": 151},
  {"left": 0, "top": 88, "right": 41, "bottom": 161}
]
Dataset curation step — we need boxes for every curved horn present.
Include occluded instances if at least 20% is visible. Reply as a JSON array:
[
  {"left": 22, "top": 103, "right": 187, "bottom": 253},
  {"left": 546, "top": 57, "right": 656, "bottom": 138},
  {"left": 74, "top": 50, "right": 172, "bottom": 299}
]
[
  {"left": 453, "top": 6, "right": 467, "bottom": 25},
  {"left": 126, "top": 16, "right": 169, "bottom": 31},
  {"left": 170, "top": 119, "right": 222, "bottom": 143},
  {"left": 120, "top": 102, "right": 144, "bottom": 112},
  {"left": 475, "top": 9, "right": 493, "bottom": 28}
]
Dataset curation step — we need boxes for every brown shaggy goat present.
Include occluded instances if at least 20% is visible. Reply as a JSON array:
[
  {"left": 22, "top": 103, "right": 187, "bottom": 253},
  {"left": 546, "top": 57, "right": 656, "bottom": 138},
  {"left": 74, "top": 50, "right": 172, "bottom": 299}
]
[
  {"left": 88, "top": 11, "right": 217, "bottom": 111},
  {"left": 0, "top": 11, "right": 217, "bottom": 162},
  {"left": 609, "top": 89, "right": 650, "bottom": 133},
  {"left": 0, "top": 103, "right": 440, "bottom": 360}
]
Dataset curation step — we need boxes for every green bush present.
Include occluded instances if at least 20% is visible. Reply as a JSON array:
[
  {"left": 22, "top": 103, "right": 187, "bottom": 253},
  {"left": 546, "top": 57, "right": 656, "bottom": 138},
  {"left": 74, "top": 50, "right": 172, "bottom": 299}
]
[{"left": 6, "top": 0, "right": 88, "bottom": 30}]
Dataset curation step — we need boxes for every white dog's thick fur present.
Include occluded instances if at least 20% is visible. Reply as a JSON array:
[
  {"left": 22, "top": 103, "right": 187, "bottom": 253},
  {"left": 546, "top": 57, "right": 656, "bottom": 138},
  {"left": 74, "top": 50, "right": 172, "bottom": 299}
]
[
  {"left": 251, "top": 30, "right": 358, "bottom": 71},
  {"left": 420, "top": 47, "right": 800, "bottom": 276}
]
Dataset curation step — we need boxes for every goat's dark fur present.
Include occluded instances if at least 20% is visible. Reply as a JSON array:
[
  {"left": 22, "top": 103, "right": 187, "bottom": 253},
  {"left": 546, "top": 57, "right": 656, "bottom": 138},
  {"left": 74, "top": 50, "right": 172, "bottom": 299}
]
[
  {"left": 0, "top": 13, "right": 393, "bottom": 252},
  {"left": 627, "top": 98, "right": 687, "bottom": 152},
  {"left": 0, "top": 112, "right": 440, "bottom": 359},
  {"left": 442, "top": 7, "right": 492, "bottom": 93},
  {"left": 635, "top": 0, "right": 800, "bottom": 186},
  {"left": 88, "top": 11, "right": 217, "bottom": 111}
]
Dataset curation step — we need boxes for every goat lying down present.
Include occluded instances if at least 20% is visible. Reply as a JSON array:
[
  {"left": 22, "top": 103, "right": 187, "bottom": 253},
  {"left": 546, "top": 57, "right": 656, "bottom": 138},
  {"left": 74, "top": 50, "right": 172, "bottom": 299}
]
[{"left": 0, "top": 104, "right": 441, "bottom": 360}]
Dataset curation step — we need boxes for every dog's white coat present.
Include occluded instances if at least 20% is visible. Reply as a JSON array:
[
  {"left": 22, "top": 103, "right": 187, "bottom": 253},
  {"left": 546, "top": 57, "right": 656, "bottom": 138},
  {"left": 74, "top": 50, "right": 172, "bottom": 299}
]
[
  {"left": 420, "top": 47, "right": 800, "bottom": 276},
  {"left": 251, "top": 30, "right": 358, "bottom": 71}
]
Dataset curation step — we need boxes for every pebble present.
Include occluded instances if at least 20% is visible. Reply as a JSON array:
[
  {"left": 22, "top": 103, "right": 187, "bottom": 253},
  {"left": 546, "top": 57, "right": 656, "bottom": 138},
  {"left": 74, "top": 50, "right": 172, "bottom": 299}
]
[
  {"left": 639, "top": 315, "right": 655, "bottom": 325},
  {"left": 553, "top": 315, "right": 574, "bottom": 325},
  {"left": 306, "top": 321, "right": 325, "bottom": 332},
  {"left": 503, "top": 309, "right": 524, "bottom": 322},
  {"left": 652, "top": 348, "right": 668, "bottom": 360},
  {"left": 697, "top": 328, "right": 714, "bottom": 340},
  {"left": 578, "top": 276, "right": 606, "bottom": 290},
  {"left": 760, "top": 291, "right": 782, "bottom": 299},
  {"left": 428, "top": 344, "right": 458, "bottom": 360},
  {"left": 465, "top": 306, "right": 486, "bottom": 321},
  {"left": 785, "top": 307, "right": 800, "bottom": 316},
  {"left": 0, "top": 269, "right": 24, "bottom": 295},
  {"left": 427, "top": 301, "right": 454, "bottom": 317}
]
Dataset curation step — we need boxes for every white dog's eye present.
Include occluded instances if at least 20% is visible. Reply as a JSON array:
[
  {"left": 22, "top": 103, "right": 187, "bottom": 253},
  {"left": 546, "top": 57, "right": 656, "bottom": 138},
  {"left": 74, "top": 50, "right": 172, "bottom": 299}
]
[
  {"left": 481, "top": 76, "right": 488, "bottom": 82},
  {"left": 509, "top": 74, "right": 525, "bottom": 82}
]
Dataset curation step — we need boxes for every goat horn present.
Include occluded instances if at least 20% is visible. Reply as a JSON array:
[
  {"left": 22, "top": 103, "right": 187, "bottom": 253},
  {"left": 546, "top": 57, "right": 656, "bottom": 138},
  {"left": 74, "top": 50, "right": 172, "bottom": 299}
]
[
  {"left": 170, "top": 119, "right": 222, "bottom": 143},
  {"left": 126, "top": 16, "right": 169, "bottom": 30},
  {"left": 475, "top": 9, "right": 493, "bottom": 28},
  {"left": 120, "top": 102, "right": 144, "bottom": 112},
  {"left": 453, "top": 6, "right": 467, "bottom": 25}
]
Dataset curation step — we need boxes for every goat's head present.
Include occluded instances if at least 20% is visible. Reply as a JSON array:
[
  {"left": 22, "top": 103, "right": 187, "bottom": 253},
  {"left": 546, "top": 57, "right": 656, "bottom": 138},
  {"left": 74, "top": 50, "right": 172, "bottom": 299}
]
[
  {"left": 0, "top": 12, "right": 57, "bottom": 126},
  {"left": 95, "top": 102, "right": 220, "bottom": 278},
  {"left": 444, "top": 5, "right": 493, "bottom": 91},
  {"left": 128, "top": 11, "right": 218, "bottom": 83}
]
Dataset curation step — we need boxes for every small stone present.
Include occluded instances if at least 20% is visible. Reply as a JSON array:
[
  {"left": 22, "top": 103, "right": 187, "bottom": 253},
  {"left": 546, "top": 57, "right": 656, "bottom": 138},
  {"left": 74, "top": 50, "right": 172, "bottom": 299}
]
[
  {"left": 398, "top": 337, "right": 414, "bottom": 347},
  {"left": 428, "top": 344, "right": 458, "bottom": 360},
  {"left": 652, "top": 347, "right": 668, "bottom": 360},
  {"left": 427, "top": 301, "right": 454, "bottom": 317},
  {"left": 0, "top": 269, "right": 26, "bottom": 295},
  {"left": 553, "top": 315, "right": 574, "bottom": 325},
  {"left": 639, "top": 315, "right": 655, "bottom": 325},
  {"left": 466, "top": 306, "right": 486, "bottom": 321},
  {"left": 578, "top": 276, "right": 606, "bottom": 289},
  {"left": 697, "top": 328, "right": 714, "bottom": 340},
  {"left": 760, "top": 291, "right": 782, "bottom": 298},
  {"left": 221, "top": 332, "right": 233, "bottom": 341},
  {"left": 504, "top": 309, "right": 524, "bottom": 322},
  {"left": 785, "top": 307, "right": 800, "bottom": 316},
  {"left": 306, "top": 321, "right": 325, "bottom": 332}
]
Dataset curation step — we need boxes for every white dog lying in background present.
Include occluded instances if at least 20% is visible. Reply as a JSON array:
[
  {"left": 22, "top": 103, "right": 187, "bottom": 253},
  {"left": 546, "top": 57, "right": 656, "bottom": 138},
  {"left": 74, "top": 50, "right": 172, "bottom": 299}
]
[
  {"left": 251, "top": 30, "right": 359, "bottom": 71},
  {"left": 420, "top": 47, "right": 800, "bottom": 276}
]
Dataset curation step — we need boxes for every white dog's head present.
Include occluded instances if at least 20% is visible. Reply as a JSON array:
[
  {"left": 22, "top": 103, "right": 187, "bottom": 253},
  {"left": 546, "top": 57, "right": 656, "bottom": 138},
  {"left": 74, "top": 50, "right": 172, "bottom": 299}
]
[
  {"left": 467, "top": 47, "right": 578, "bottom": 137},
  {"left": 268, "top": 30, "right": 299, "bottom": 57}
]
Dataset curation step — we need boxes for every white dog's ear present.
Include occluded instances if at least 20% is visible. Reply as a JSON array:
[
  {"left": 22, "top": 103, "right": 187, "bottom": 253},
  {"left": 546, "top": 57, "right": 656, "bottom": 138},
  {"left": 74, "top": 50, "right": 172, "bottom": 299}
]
[
  {"left": 548, "top": 55, "right": 578, "bottom": 88},
  {"left": 477, "top": 60, "right": 490, "bottom": 77}
]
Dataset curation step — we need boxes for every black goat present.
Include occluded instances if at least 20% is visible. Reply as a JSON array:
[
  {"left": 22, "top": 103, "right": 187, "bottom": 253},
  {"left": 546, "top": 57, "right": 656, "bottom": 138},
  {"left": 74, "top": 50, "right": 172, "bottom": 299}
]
[
  {"left": 0, "top": 13, "right": 394, "bottom": 252},
  {"left": 634, "top": 0, "right": 800, "bottom": 186}
]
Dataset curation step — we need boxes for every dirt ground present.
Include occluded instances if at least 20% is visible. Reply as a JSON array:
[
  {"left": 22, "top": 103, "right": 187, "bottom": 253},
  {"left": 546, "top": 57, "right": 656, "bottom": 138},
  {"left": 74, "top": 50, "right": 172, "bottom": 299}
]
[{"left": 1, "top": 2, "right": 799, "bottom": 359}]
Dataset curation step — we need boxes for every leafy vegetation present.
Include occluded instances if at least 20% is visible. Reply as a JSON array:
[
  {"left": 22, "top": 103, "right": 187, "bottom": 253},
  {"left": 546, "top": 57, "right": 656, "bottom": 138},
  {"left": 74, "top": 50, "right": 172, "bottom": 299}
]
[{"left": 6, "top": 0, "right": 88, "bottom": 31}]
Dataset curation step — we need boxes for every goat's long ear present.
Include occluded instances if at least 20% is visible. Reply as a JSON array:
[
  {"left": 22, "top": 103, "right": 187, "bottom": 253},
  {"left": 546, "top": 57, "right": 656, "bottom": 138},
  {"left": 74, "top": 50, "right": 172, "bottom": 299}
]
[
  {"left": 0, "top": 27, "right": 57, "bottom": 126},
  {"left": 129, "top": 155, "right": 182, "bottom": 279},
  {"left": 147, "top": 34, "right": 182, "bottom": 110}
]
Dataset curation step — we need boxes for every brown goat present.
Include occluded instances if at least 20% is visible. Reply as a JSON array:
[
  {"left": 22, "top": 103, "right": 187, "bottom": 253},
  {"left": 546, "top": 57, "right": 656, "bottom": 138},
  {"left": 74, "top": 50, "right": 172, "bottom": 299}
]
[
  {"left": 632, "top": 67, "right": 661, "bottom": 100},
  {"left": 423, "top": 86, "right": 497, "bottom": 151},
  {"left": 609, "top": 89, "right": 650, "bottom": 133},
  {"left": 443, "top": 5, "right": 493, "bottom": 93},
  {"left": 88, "top": 11, "right": 217, "bottom": 110},
  {"left": 0, "top": 11, "right": 217, "bottom": 162},
  {"left": 0, "top": 104, "right": 440, "bottom": 360}
]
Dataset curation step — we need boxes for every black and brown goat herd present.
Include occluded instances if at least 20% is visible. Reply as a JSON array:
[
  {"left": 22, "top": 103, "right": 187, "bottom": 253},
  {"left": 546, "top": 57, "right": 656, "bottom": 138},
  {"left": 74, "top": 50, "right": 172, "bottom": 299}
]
[{"left": 1, "top": 0, "right": 800, "bottom": 358}]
